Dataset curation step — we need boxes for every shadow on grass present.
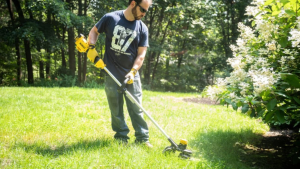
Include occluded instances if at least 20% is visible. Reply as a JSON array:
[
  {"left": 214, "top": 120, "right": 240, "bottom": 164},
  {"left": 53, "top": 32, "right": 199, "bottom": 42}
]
[
  {"left": 16, "top": 138, "right": 112, "bottom": 157},
  {"left": 190, "top": 129, "right": 262, "bottom": 168}
]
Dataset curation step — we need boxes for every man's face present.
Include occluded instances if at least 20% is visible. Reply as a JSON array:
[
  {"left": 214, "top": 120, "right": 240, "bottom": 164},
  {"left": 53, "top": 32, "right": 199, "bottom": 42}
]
[{"left": 132, "top": 0, "right": 151, "bottom": 20}]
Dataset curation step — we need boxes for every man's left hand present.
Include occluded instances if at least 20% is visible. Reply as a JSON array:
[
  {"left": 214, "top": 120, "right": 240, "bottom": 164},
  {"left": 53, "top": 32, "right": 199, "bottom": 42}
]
[{"left": 125, "top": 68, "right": 137, "bottom": 84}]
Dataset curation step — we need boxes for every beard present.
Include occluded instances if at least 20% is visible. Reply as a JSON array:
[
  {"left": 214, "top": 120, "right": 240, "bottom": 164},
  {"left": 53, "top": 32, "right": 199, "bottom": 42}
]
[{"left": 132, "top": 6, "right": 143, "bottom": 20}]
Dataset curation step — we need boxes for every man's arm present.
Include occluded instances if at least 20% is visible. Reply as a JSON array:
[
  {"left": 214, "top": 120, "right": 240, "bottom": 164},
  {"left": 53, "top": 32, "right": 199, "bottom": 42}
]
[
  {"left": 86, "top": 26, "right": 102, "bottom": 67},
  {"left": 132, "top": 46, "right": 147, "bottom": 71},
  {"left": 125, "top": 46, "right": 147, "bottom": 84},
  {"left": 88, "top": 26, "right": 99, "bottom": 45}
]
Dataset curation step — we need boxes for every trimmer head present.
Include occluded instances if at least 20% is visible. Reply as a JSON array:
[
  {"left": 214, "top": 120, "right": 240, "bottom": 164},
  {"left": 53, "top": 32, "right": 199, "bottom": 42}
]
[{"left": 163, "top": 139, "right": 193, "bottom": 159}]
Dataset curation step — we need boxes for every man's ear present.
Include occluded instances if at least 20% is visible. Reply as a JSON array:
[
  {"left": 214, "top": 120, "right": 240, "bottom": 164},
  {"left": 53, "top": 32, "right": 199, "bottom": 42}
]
[{"left": 130, "top": 0, "right": 136, "bottom": 7}]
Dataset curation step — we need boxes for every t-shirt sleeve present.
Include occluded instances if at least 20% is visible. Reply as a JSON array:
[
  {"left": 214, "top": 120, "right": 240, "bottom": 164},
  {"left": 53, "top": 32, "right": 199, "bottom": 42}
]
[
  {"left": 95, "top": 15, "right": 108, "bottom": 34},
  {"left": 139, "top": 29, "right": 149, "bottom": 47}
]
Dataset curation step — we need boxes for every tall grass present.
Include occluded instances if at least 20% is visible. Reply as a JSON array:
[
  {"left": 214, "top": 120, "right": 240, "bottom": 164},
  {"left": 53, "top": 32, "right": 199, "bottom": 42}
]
[{"left": 0, "top": 87, "right": 269, "bottom": 168}]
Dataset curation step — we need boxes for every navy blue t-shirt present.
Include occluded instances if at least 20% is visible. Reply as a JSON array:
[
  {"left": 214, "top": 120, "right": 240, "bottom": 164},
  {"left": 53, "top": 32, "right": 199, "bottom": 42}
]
[{"left": 95, "top": 10, "right": 149, "bottom": 80}]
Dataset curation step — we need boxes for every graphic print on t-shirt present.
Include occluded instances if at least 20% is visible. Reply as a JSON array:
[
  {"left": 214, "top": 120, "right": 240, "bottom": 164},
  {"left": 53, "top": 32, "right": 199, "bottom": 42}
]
[{"left": 111, "top": 25, "right": 137, "bottom": 56}]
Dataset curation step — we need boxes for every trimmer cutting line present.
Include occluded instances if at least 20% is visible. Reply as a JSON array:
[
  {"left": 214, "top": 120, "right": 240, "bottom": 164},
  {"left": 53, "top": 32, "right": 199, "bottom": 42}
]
[{"left": 75, "top": 34, "right": 192, "bottom": 159}]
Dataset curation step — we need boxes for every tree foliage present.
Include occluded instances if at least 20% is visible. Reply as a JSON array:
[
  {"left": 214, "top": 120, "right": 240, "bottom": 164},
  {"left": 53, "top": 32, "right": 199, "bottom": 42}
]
[{"left": 1, "top": 0, "right": 254, "bottom": 91}]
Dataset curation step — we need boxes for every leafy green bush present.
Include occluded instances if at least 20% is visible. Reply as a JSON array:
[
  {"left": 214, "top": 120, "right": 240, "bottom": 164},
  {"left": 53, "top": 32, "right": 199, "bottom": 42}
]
[
  {"left": 34, "top": 74, "right": 77, "bottom": 87},
  {"left": 82, "top": 80, "right": 104, "bottom": 88},
  {"left": 203, "top": 0, "right": 300, "bottom": 128}
]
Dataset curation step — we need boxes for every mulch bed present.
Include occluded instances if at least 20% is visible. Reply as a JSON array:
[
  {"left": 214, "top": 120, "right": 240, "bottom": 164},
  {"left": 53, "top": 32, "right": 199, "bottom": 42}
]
[
  {"left": 182, "top": 97, "right": 219, "bottom": 105},
  {"left": 238, "top": 130, "right": 300, "bottom": 169}
]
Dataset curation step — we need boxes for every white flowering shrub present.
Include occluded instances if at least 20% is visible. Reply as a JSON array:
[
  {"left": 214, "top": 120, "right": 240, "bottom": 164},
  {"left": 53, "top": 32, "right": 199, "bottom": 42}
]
[{"left": 204, "top": 0, "right": 300, "bottom": 126}]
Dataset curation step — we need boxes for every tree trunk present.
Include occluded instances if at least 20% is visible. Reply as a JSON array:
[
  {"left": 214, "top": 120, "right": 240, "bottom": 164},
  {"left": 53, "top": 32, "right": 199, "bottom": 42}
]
[
  {"left": 82, "top": 0, "right": 88, "bottom": 82},
  {"left": 12, "top": 0, "right": 34, "bottom": 84},
  {"left": 165, "top": 58, "right": 170, "bottom": 80},
  {"left": 177, "top": 39, "right": 187, "bottom": 81},
  {"left": 82, "top": 53, "right": 87, "bottom": 82},
  {"left": 68, "top": 27, "right": 76, "bottom": 76},
  {"left": 152, "top": 20, "right": 170, "bottom": 82},
  {"left": 77, "top": 0, "right": 83, "bottom": 84},
  {"left": 6, "top": 0, "right": 22, "bottom": 85},
  {"left": 78, "top": 52, "right": 82, "bottom": 83},
  {"left": 220, "top": 18, "right": 229, "bottom": 59},
  {"left": 36, "top": 43, "right": 45, "bottom": 79},
  {"left": 144, "top": 6, "right": 159, "bottom": 85},
  {"left": 62, "top": 27, "right": 67, "bottom": 68},
  {"left": 145, "top": 52, "right": 154, "bottom": 85},
  {"left": 177, "top": 18, "right": 189, "bottom": 70},
  {"left": 226, "top": 2, "right": 230, "bottom": 47},
  {"left": 144, "top": 42, "right": 152, "bottom": 84},
  {"left": 24, "top": 39, "right": 34, "bottom": 84},
  {"left": 25, "top": 0, "right": 34, "bottom": 83},
  {"left": 66, "top": 0, "right": 76, "bottom": 76},
  {"left": 46, "top": 12, "right": 51, "bottom": 77},
  {"left": 144, "top": 7, "right": 166, "bottom": 85},
  {"left": 39, "top": 60, "right": 45, "bottom": 79},
  {"left": 45, "top": 50, "right": 50, "bottom": 77},
  {"left": 16, "top": 39, "right": 22, "bottom": 85},
  {"left": 231, "top": 0, "right": 236, "bottom": 44},
  {"left": 177, "top": 42, "right": 186, "bottom": 69}
]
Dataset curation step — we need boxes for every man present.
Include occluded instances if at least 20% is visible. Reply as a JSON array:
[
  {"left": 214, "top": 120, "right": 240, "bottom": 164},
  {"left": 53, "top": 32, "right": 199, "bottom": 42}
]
[{"left": 87, "top": 0, "right": 153, "bottom": 147}]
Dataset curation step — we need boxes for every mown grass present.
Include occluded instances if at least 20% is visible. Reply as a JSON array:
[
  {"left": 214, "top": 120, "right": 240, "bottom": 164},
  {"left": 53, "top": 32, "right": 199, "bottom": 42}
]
[{"left": 0, "top": 87, "right": 269, "bottom": 168}]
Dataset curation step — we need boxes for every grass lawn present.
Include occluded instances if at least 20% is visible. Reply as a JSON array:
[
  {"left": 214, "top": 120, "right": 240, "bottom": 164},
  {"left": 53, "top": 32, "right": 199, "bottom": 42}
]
[{"left": 0, "top": 87, "right": 269, "bottom": 168}]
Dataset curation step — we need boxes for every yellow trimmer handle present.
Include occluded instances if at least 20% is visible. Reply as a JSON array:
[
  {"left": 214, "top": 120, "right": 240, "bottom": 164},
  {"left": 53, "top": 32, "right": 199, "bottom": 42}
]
[
  {"left": 75, "top": 34, "right": 89, "bottom": 53},
  {"left": 75, "top": 34, "right": 106, "bottom": 69},
  {"left": 94, "top": 57, "right": 106, "bottom": 69}
]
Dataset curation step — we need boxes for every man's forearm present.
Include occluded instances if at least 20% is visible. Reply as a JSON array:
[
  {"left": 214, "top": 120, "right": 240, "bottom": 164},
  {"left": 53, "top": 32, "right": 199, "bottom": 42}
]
[
  {"left": 133, "top": 47, "right": 147, "bottom": 71},
  {"left": 88, "top": 26, "right": 99, "bottom": 45},
  {"left": 132, "top": 55, "right": 145, "bottom": 71}
]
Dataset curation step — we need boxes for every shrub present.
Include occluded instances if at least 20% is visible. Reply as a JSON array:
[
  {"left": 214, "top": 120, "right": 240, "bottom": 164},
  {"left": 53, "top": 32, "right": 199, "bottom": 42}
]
[
  {"left": 203, "top": 0, "right": 300, "bottom": 128},
  {"left": 34, "top": 75, "right": 77, "bottom": 87}
]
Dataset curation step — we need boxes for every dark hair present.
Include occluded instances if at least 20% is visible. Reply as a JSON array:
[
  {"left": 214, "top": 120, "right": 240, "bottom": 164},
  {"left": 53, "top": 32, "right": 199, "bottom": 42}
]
[{"left": 128, "top": 0, "right": 142, "bottom": 5}]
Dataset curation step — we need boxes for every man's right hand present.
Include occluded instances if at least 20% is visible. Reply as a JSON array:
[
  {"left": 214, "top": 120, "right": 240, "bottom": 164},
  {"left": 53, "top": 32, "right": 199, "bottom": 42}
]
[{"left": 87, "top": 44, "right": 98, "bottom": 63}]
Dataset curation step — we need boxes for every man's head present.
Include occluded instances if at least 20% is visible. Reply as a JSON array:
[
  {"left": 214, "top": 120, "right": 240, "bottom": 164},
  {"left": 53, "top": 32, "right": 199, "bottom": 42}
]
[
  {"left": 128, "top": 0, "right": 152, "bottom": 20},
  {"left": 128, "top": 0, "right": 143, "bottom": 5}
]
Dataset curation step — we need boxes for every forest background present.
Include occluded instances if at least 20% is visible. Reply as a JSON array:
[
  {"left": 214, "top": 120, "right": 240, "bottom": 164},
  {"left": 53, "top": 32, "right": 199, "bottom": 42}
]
[
  {"left": 1, "top": 0, "right": 300, "bottom": 128},
  {"left": 0, "top": 0, "right": 251, "bottom": 91}
]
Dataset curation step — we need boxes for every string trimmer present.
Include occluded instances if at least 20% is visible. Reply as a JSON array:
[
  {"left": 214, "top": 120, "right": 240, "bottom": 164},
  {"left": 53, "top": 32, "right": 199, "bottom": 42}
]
[{"left": 75, "top": 34, "right": 193, "bottom": 159}]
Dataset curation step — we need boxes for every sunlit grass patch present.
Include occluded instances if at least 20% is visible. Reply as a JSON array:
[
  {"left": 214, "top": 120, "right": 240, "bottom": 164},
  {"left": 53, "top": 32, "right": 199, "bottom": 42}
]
[{"left": 0, "top": 87, "right": 269, "bottom": 168}]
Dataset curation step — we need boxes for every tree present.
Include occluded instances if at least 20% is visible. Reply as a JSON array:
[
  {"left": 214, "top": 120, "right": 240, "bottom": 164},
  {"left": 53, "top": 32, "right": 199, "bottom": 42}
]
[
  {"left": 66, "top": 0, "right": 76, "bottom": 77},
  {"left": 5, "top": 0, "right": 22, "bottom": 85},
  {"left": 142, "top": 0, "right": 203, "bottom": 86}
]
